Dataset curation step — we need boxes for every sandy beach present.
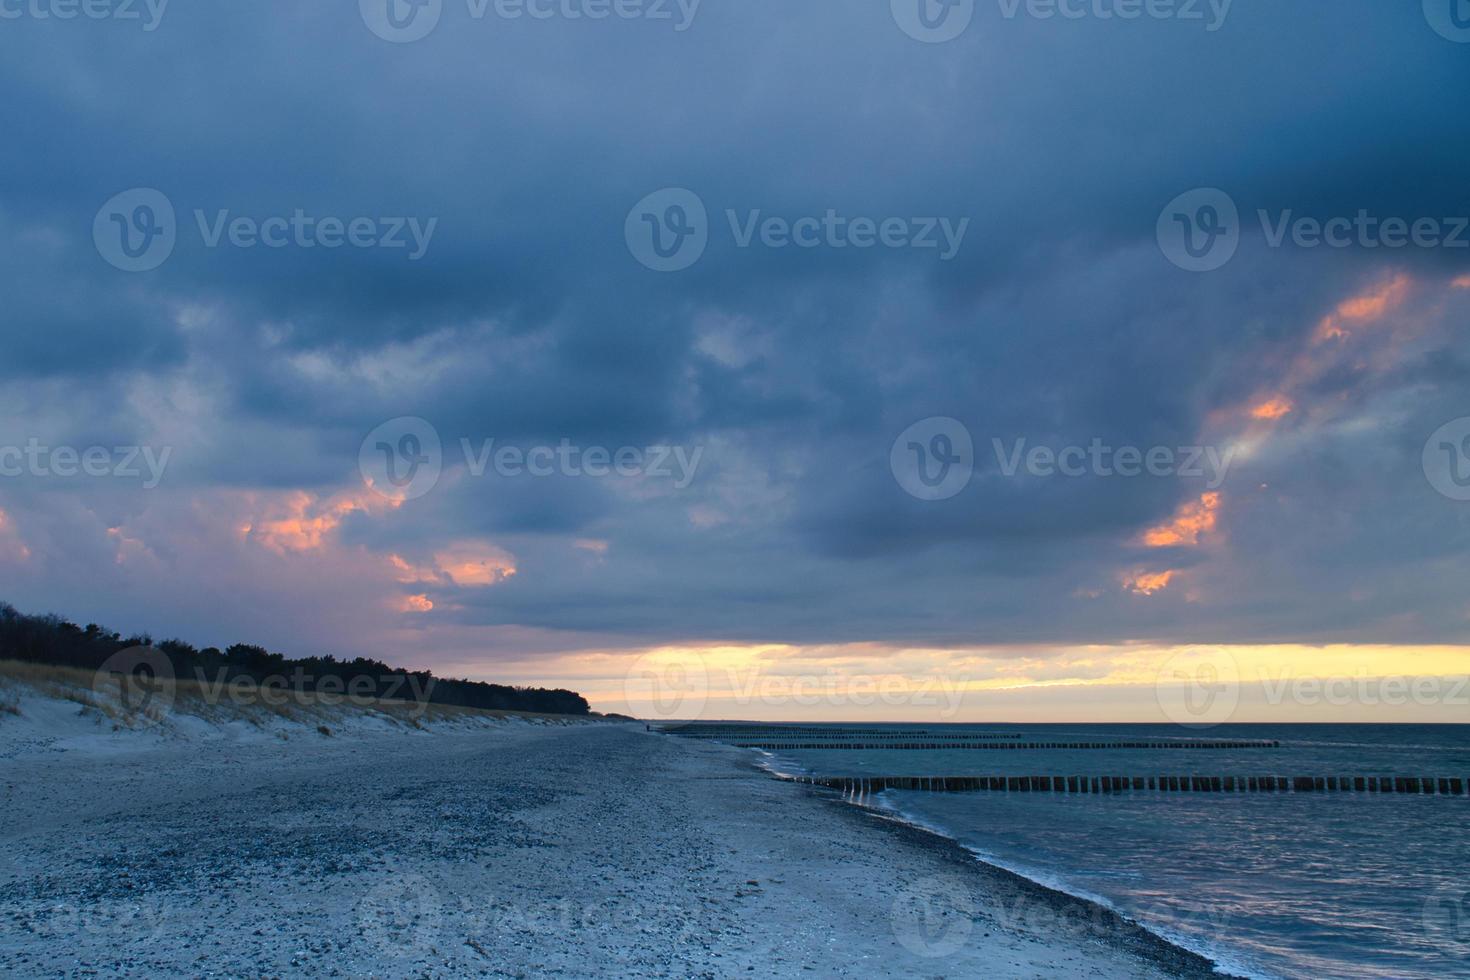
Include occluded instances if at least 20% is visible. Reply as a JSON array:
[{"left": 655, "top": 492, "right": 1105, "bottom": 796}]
[{"left": 0, "top": 719, "right": 1227, "bottom": 978}]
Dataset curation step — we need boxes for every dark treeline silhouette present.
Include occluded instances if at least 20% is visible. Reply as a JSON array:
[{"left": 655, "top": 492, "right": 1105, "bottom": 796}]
[{"left": 0, "top": 602, "right": 590, "bottom": 715}]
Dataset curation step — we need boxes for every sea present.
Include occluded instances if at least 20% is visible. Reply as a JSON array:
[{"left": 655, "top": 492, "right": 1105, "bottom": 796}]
[{"left": 668, "top": 722, "right": 1470, "bottom": 980}]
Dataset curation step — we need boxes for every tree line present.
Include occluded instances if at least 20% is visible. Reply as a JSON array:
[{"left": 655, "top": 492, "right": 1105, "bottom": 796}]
[{"left": 0, "top": 602, "right": 590, "bottom": 716}]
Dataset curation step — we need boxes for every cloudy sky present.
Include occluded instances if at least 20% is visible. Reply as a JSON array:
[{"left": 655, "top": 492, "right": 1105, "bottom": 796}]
[{"left": 2, "top": 1, "right": 1468, "bottom": 719}]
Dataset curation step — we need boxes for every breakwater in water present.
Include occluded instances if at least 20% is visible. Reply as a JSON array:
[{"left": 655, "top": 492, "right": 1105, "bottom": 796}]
[
  {"left": 704, "top": 739, "right": 1279, "bottom": 751},
  {"left": 692, "top": 722, "right": 1470, "bottom": 978},
  {"left": 789, "top": 773, "right": 1468, "bottom": 796}
]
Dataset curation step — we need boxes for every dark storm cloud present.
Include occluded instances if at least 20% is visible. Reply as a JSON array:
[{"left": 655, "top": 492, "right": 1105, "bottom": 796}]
[{"left": 1, "top": 0, "right": 1468, "bottom": 658}]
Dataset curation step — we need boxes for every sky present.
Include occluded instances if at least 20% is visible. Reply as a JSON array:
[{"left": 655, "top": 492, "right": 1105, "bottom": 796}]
[{"left": 2, "top": 1, "right": 1469, "bottom": 721}]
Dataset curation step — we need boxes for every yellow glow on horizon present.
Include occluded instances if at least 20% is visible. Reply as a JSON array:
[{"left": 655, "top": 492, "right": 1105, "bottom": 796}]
[{"left": 507, "top": 641, "right": 1470, "bottom": 723}]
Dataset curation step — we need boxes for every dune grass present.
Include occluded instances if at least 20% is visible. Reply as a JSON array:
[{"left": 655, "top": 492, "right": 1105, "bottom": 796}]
[{"left": 0, "top": 658, "right": 587, "bottom": 732}]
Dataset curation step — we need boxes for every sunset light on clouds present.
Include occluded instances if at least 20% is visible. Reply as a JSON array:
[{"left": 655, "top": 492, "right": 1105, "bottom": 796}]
[{"left": 1, "top": 6, "right": 1468, "bottom": 726}]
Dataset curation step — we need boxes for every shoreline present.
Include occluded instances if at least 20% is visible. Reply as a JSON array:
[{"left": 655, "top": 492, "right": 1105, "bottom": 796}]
[
  {"left": 4, "top": 714, "right": 1240, "bottom": 977},
  {"left": 746, "top": 749, "right": 1247, "bottom": 978},
  {"left": 803, "top": 776, "right": 1243, "bottom": 979},
  {"left": 733, "top": 746, "right": 1238, "bottom": 980}
]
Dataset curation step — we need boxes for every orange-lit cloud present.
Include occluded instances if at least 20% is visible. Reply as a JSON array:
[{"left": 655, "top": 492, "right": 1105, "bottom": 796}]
[
  {"left": 1250, "top": 396, "right": 1293, "bottom": 421},
  {"left": 435, "top": 543, "right": 517, "bottom": 586},
  {"left": 391, "top": 542, "right": 517, "bottom": 588},
  {"left": 240, "top": 486, "right": 401, "bottom": 554},
  {"left": 396, "top": 594, "right": 434, "bottom": 613},
  {"left": 0, "top": 507, "right": 30, "bottom": 562},
  {"left": 106, "top": 526, "right": 153, "bottom": 566},
  {"left": 1313, "top": 273, "right": 1411, "bottom": 342},
  {"left": 1453, "top": 274, "right": 1470, "bottom": 289},
  {"left": 1123, "top": 570, "right": 1175, "bottom": 596},
  {"left": 1142, "top": 492, "right": 1220, "bottom": 548}
]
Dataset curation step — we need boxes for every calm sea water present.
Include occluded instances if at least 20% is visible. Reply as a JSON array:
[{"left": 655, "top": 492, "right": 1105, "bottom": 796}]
[{"left": 728, "top": 723, "right": 1470, "bottom": 980}]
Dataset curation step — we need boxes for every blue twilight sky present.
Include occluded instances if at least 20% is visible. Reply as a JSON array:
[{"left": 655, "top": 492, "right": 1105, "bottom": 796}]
[{"left": 1, "top": 1, "right": 1469, "bottom": 706}]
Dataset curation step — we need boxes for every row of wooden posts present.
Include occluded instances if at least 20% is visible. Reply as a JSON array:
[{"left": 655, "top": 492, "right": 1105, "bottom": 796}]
[
  {"left": 668, "top": 732, "right": 1024, "bottom": 740},
  {"left": 792, "top": 774, "right": 1467, "bottom": 795},
  {"left": 712, "top": 740, "right": 1280, "bottom": 751}
]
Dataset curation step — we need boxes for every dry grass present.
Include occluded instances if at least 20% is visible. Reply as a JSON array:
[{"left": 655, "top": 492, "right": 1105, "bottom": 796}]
[{"left": 0, "top": 658, "right": 592, "bottom": 732}]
